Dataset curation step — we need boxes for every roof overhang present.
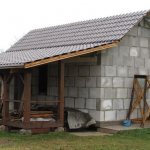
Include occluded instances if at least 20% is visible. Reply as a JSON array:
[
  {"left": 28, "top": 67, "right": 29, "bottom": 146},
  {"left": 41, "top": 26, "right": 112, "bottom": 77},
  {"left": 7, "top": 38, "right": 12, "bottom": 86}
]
[{"left": 24, "top": 41, "right": 118, "bottom": 68}]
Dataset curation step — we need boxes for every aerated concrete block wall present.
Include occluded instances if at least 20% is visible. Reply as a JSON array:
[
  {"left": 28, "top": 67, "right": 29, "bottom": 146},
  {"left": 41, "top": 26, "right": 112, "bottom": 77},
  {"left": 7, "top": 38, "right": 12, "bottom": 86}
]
[
  {"left": 100, "top": 24, "right": 150, "bottom": 122},
  {"left": 31, "top": 22, "right": 150, "bottom": 124}
]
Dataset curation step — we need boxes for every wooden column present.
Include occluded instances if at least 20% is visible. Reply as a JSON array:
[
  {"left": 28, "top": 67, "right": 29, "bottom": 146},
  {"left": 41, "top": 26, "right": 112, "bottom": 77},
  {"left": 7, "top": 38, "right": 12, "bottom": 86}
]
[
  {"left": 2, "top": 76, "right": 9, "bottom": 125},
  {"left": 58, "top": 61, "right": 64, "bottom": 125},
  {"left": 23, "top": 71, "right": 31, "bottom": 129}
]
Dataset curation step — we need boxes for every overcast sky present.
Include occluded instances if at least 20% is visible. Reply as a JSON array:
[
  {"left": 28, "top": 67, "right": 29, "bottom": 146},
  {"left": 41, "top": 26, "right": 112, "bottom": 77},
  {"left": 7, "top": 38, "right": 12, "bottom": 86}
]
[{"left": 0, "top": 0, "right": 149, "bottom": 51}]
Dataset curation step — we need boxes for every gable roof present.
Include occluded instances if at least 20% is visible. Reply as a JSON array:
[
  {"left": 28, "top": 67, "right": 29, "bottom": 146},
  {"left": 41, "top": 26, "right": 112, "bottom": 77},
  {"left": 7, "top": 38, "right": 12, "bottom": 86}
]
[{"left": 0, "top": 10, "right": 149, "bottom": 69}]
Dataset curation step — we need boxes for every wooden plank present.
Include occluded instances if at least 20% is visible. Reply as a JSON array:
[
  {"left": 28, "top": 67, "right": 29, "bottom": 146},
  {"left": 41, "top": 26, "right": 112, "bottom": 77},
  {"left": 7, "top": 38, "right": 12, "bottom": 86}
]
[
  {"left": 23, "top": 71, "right": 31, "bottom": 129},
  {"left": 58, "top": 61, "right": 64, "bottom": 125},
  {"left": 24, "top": 42, "right": 118, "bottom": 68}
]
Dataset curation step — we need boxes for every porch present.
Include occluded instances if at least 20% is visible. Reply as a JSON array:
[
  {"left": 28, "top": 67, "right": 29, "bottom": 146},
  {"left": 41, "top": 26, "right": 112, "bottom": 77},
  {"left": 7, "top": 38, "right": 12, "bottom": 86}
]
[{"left": 0, "top": 61, "right": 65, "bottom": 133}]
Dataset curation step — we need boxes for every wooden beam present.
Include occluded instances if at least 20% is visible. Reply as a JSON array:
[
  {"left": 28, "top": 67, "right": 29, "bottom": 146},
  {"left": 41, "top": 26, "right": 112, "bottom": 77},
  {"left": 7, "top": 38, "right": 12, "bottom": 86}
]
[
  {"left": 58, "top": 61, "right": 64, "bottom": 125},
  {"left": 2, "top": 75, "right": 9, "bottom": 125},
  {"left": 23, "top": 71, "right": 31, "bottom": 129},
  {"left": 24, "top": 42, "right": 118, "bottom": 68}
]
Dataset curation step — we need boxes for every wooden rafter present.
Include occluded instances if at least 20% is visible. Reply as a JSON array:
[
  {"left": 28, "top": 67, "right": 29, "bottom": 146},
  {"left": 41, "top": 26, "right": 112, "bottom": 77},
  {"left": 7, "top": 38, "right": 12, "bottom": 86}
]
[{"left": 24, "top": 42, "right": 118, "bottom": 68}]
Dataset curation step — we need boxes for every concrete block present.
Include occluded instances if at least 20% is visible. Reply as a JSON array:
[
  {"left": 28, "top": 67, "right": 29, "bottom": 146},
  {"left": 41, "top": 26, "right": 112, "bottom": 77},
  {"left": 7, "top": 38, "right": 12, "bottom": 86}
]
[
  {"left": 101, "top": 77, "right": 112, "bottom": 87},
  {"left": 89, "top": 88, "right": 100, "bottom": 98},
  {"left": 127, "top": 88, "right": 132, "bottom": 99},
  {"left": 79, "top": 66, "right": 89, "bottom": 76},
  {"left": 68, "top": 65, "right": 78, "bottom": 76},
  {"left": 117, "top": 110, "right": 127, "bottom": 120},
  {"left": 128, "top": 67, "right": 138, "bottom": 77},
  {"left": 65, "top": 77, "right": 74, "bottom": 87},
  {"left": 138, "top": 68, "right": 148, "bottom": 75},
  {"left": 124, "top": 78, "right": 133, "bottom": 88},
  {"left": 145, "top": 59, "right": 150, "bottom": 69},
  {"left": 106, "top": 78, "right": 114, "bottom": 88},
  {"left": 135, "top": 58, "right": 144, "bottom": 68},
  {"left": 68, "top": 87, "right": 78, "bottom": 97},
  {"left": 75, "top": 77, "right": 85, "bottom": 87},
  {"left": 64, "top": 87, "right": 68, "bottom": 97},
  {"left": 101, "top": 54, "right": 113, "bottom": 65},
  {"left": 105, "top": 66, "right": 116, "bottom": 77},
  {"left": 86, "top": 99, "right": 97, "bottom": 109},
  {"left": 96, "top": 77, "right": 101, "bottom": 87},
  {"left": 140, "top": 37, "right": 148, "bottom": 47},
  {"left": 65, "top": 98, "right": 74, "bottom": 108},
  {"left": 113, "top": 77, "right": 124, "bottom": 88},
  {"left": 113, "top": 99, "right": 124, "bottom": 110},
  {"left": 119, "top": 36, "right": 129, "bottom": 46},
  {"left": 96, "top": 98, "right": 101, "bottom": 110},
  {"left": 90, "top": 66, "right": 101, "bottom": 76},
  {"left": 113, "top": 55, "right": 124, "bottom": 66},
  {"left": 124, "top": 99, "right": 130, "bottom": 109},
  {"left": 119, "top": 46, "right": 130, "bottom": 56},
  {"left": 75, "top": 98, "right": 85, "bottom": 109},
  {"left": 130, "top": 47, "right": 139, "bottom": 57},
  {"left": 86, "top": 77, "right": 96, "bottom": 87},
  {"left": 105, "top": 110, "right": 116, "bottom": 121},
  {"left": 101, "top": 99, "right": 112, "bottom": 110},
  {"left": 129, "top": 36, "right": 139, "bottom": 47},
  {"left": 107, "top": 46, "right": 119, "bottom": 57},
  {"left": 123, "top": 56, "right": 134, "bottom": 67},
  {"left": 88, "top": 110, "right": 102, "bottom": 121},
  {"left": 100, "top": 66, "right": 105, "bottom": 76},
  {"left": 104, "top": 88, "right": 116, "bottom": 99},
  {"left": 49, "top": 87, "right": 58, "bottom": 96},
  {"left": 138, "top": 27, "right": 142, "bottom": 36},
  {"left": 117, "top": 66, "right": 128, "bottom": 77},
  {"left": 116, "top": 88, "right": 127, "bottom": 98},
  {"left": 78, "top": 88, "right": 89, "bottom": 98},
  {"left": 100, "top": 88, "right": 105, "bottom": 98},
  {"left": 141, "top": 28, "right": 150, "bottom": 38},
  {"left": 48, "top": 77, "right": 57, "bottom": 86},
  {"left": 140, "top": 48, "right": 149, "bottom": 58}
]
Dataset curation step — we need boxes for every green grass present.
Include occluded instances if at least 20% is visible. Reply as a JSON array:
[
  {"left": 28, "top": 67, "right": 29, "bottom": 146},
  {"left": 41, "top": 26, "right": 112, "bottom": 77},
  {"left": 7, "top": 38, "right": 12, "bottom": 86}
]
[{"left": 0, "top": 129, "right": 150, "bottom": 150}]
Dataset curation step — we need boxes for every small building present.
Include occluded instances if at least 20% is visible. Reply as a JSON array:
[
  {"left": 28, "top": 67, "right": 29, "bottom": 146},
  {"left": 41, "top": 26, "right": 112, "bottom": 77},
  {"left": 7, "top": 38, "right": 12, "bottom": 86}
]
[{"left": 0, "top": 10, "right": 150, "bottom": 133}]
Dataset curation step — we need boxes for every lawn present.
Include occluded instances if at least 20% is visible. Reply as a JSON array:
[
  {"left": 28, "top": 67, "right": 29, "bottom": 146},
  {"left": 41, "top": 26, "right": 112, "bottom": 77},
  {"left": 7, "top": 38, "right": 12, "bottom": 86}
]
[{"left": 0, "top": 129, "right": 150, "bottom": 150}]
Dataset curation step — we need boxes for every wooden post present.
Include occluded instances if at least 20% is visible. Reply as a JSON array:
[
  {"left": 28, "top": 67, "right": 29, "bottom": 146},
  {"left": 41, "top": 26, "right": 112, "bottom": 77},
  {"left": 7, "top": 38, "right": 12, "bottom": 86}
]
[
  {"left": 23, "top": 71, "right": 31, "bottom": 129},
  {"left": 2, "top": 76, "right": 9, "bottom": 125},
  {"left": 58, "top": 61, "right": 64, "bottom": 125}
]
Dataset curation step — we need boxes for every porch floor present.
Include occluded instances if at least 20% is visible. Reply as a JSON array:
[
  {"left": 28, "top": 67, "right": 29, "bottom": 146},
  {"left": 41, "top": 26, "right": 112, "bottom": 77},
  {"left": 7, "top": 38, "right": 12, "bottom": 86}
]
[{"left": 99, "top": 122, "right": 150, "bottom": 134}]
